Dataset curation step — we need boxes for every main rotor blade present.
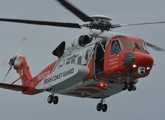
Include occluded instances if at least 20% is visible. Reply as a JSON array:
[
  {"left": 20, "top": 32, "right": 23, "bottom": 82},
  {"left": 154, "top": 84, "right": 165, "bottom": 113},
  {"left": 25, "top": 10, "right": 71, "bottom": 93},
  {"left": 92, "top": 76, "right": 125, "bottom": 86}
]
[
  {"left": 57, "top": 0, "right": 94, "bottom": 22},
  {"left": 146, "top": 42, "right": 164, "bottom": 51},
  {"left": 0, "top": 18, "right": 81, "bottom": 28},
  {"left": 120, "top": 21, "right": 165, "bottom": 27},
  {"left": 2, "top": 66, "right": 12, "bottom": 83}
]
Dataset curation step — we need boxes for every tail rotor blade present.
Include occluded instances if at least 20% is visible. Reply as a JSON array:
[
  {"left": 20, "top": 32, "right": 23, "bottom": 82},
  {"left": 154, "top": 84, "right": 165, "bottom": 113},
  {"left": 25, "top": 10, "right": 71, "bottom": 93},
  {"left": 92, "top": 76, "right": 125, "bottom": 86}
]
[
  {"left": 2, "top": 66, "right": 12, "bottom": 83},
  {"left": 1, "top": 59, "right": 9, "bottom": 67},
  {"left": 16, "top": 37, "right": 26, "bottom": 56}
]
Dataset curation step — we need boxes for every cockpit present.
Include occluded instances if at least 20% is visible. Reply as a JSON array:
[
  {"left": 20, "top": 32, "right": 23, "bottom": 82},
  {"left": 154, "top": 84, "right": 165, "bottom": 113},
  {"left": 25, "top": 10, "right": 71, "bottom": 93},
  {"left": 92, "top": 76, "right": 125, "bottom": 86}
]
[{"left": 110, "top": 38, "right": 149, "bottom": 55}]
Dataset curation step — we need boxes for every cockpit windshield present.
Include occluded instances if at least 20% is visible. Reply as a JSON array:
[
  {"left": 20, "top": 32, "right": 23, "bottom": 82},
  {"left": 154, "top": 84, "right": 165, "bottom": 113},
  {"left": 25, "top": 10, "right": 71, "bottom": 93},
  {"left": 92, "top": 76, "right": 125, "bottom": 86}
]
[{"left": 119, "top": 39, "right": 148, "bottom": 52}]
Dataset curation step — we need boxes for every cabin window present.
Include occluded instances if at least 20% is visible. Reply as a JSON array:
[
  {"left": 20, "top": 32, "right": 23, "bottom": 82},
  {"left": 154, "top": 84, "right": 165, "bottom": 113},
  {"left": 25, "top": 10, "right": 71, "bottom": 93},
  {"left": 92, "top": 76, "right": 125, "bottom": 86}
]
[
  {"left": 57, "top": 59, "right": 65, "bottom": 68},
  {"left": 66, "top": 61, "right": 70, "bottom": 65},
  {"left": 77, "top": 56, "right": 82, "bottom": 65},
  {"left": 71, "top": 59, "right": 75, "bottom": 64},
  {"left": 110, "top": 40, "right": 121, "bottom": 55}
]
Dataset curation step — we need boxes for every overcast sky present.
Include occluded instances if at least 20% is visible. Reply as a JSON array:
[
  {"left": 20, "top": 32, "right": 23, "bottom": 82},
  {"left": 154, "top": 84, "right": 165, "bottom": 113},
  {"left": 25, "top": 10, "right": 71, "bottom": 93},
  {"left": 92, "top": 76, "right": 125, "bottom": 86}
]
[{"left": 0, "top": 0, "right": 165, "bottom": 120}]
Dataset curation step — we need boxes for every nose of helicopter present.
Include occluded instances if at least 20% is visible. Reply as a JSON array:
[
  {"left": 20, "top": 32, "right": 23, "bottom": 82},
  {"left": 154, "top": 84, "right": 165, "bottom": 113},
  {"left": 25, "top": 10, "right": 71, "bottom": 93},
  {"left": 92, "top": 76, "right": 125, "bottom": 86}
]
[
  {"left": 134, "top": 52, "right": 153, "bottom": 67},
  {"left": 123, "top": 52, "right": 154, "bottom": 73}
]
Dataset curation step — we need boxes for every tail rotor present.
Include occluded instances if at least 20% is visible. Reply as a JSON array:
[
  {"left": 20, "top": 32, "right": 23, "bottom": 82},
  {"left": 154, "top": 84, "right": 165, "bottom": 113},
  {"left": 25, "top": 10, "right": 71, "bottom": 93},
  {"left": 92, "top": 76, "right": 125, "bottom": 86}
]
[{"left": 1, "top": 37, "right": 27, "bottom": 83}]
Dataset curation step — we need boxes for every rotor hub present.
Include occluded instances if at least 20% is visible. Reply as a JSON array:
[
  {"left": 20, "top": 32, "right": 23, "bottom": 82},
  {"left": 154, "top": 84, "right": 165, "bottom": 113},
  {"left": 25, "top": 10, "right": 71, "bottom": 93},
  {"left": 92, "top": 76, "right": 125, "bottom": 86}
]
[
  {"left": 82, "top": 15, "right": 113, "bottom": 31},
  {"left": 91, "top": 15, "right": 112, "bottom": 22}
]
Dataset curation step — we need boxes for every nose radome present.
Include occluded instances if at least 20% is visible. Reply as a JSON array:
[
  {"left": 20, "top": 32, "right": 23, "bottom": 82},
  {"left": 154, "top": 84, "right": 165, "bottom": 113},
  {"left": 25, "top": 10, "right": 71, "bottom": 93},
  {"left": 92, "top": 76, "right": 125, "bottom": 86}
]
[{"left": 133, "top": 52, "right": 154, "bottom": 69}]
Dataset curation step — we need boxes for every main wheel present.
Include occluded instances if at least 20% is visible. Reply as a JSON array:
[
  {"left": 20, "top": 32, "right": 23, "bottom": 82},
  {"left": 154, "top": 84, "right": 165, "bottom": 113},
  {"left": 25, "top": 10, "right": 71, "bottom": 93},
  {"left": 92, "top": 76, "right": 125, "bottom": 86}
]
[
  {"left": 53, "top": 96, "right": 59, "bottom": 104},
  {"left": 96, "top": 103, "right": 102, "bottom": 111},
  {"left": 102, "top": 104, "right": 108, "bottom": 112},
  {"left": 47, "top": 95, "right": 53, "bottom": 104},
  {"left": 121, "top": 82, "right": 128, "bottom": 90},
  {"left": 127, "top": 82, "right": 133, "bottom": 91},
  {"left": 132, "top": 85, "right": 137, "bottom": 91}
]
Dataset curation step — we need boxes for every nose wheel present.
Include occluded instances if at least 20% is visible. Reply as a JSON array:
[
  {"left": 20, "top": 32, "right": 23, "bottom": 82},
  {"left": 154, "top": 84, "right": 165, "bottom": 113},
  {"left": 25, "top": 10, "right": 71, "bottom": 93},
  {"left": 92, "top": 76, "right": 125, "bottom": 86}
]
[
  {"left": 121, "top": 82, "right": 136, "bottom": 91},
  {"left": 96, "top": 98, "right": 108, "bottom": 112}
]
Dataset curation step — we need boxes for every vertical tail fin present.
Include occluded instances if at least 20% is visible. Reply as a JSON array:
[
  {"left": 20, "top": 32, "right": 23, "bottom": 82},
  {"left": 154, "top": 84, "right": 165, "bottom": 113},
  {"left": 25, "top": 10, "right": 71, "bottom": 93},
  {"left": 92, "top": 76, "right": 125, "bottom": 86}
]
[{"left": 14, "top": 56, "right": 32, "bottom": 85}]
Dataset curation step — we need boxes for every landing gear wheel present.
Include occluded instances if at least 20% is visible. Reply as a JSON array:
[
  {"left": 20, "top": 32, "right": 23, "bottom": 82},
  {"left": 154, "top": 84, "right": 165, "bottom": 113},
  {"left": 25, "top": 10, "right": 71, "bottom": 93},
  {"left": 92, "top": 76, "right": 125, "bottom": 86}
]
[
  {"left": 102, "top": 104, "right": 108, "bottom": 112},
  {"left": 132, "top": 85, "right": 137, "bottom": 91},
  {"left": 47, "top": 95, "right": 53, "bottom": 104},
  {"left": 96, "top": 103, "right": 102, "bottom": 111},
  {"left": 127, "top": 82, "right": 134, "bottom": 91},
  {"left": 121, "top": 82, "right": 128, "bottom": 90},
  {"left": 53, "top": 96, "right": 59, "bottom": 104}
]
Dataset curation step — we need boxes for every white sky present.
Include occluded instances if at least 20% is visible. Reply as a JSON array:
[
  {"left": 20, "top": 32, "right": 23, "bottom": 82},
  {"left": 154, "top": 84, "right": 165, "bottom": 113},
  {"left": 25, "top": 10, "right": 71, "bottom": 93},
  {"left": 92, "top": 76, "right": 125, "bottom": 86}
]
[{"left": 0, "top": 0, "right": 165, "bottom": 119}]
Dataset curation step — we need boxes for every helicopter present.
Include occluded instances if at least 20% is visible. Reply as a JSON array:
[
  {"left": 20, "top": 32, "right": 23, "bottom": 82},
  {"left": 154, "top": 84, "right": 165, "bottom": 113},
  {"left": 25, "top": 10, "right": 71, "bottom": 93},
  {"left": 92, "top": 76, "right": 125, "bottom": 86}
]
[{"left": 0, "top": 0, "right": 164, "bottom": 113}]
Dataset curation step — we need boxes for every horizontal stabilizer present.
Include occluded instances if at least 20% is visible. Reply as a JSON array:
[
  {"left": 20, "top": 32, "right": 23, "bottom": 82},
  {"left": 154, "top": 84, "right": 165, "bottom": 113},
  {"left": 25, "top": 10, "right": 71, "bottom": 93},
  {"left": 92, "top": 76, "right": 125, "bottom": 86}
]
[{"left": 0, "top": 83, "right": 28, "bottom": 91}]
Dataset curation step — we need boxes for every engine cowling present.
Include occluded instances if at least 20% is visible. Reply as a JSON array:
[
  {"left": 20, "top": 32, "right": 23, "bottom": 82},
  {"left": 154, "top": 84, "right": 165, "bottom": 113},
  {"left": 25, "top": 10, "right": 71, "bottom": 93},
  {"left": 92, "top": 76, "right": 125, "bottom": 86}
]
[
  {"left": 52, "top": 35, "right": 92, "bottom": 58},
  {"left": 65, "top": 35, "right": 92, "bottom": 50},
  {"left": 78, "top": 35, "right": 92, "bottom": 47}
]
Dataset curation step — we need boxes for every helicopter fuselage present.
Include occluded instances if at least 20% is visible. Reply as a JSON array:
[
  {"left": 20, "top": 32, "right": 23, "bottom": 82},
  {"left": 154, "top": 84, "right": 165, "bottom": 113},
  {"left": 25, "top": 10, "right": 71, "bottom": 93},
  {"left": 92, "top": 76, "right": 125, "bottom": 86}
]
[{"left": 33, "top": 31, "right": 153, "bottom": 98}]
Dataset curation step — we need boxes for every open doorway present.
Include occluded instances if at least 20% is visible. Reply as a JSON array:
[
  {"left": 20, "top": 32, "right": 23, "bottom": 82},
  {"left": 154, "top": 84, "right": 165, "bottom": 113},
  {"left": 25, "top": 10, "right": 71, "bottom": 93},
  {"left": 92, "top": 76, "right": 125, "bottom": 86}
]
[{"left": 94, "top": 41, "right": 106, "bottom": 74}]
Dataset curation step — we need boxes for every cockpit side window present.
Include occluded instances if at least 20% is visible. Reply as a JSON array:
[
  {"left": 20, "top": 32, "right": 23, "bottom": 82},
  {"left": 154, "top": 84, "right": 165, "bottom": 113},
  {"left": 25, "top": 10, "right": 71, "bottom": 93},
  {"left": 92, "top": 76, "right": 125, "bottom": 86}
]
[{"left": 110, "top": 40, "right": 121, "bottom": 55}]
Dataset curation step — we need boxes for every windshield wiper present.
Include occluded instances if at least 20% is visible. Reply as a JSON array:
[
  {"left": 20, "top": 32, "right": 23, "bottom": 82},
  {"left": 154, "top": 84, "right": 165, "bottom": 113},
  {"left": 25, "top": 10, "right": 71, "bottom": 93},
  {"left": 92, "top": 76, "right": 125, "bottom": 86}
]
[{"left": 133, "top": 42, "right": 149, "bottom": 53}]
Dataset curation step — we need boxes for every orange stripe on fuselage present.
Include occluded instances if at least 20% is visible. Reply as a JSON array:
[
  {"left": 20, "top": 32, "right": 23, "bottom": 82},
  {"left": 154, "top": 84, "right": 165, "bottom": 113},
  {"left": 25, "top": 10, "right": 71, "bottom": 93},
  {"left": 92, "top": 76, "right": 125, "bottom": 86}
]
[
  {"left": 84, "top": 54, "right": 94, "bottom": 80},
  {"left": 36, "top": 61, "right": 57, "bottom": 82}
]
